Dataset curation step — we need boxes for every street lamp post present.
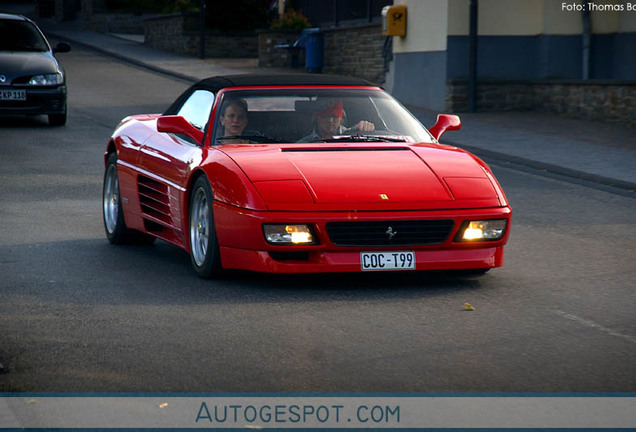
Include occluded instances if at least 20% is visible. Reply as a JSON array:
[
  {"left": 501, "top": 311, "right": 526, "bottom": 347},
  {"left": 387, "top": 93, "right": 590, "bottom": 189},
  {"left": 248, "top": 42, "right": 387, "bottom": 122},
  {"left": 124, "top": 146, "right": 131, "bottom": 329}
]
[
  {"left": 199, "top": 0, "right": 206, "bottom": 59},
  {"left": 468, "top": 0, "right": 478, "bottom": 113}
]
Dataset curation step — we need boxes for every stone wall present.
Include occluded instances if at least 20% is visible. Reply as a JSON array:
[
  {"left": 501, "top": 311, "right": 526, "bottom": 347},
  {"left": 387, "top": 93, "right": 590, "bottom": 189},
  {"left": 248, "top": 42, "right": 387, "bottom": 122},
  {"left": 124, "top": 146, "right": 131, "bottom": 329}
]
[
  {"left": 258, "top": 24, "right": 386, "bottom": 84},
  {"left": 258, "top": 30, "right": 304, "bottom": 68},
  {"left": 55, "top": 0, "right": 79, "bottom": 22},
  {"left": 534, "top": 83, "right": 635, "bottom": 127},
  {"left": 85, "top": 12, "right": 148, "bottom": 33},
  {"left": 447, "top": 80, "right": 636, "bottom": 128},
  {"left": 144, "top": 13, "right": 193, "bottom": 54},
  {"left": 80, "top": 0, "right": 148, "bottom": 33},
  {"left": 322, "top": 24, "right": 385, "bottom": 85},
  {"left": 145, "top": 14, "right": 258, "bottom": 58},
  {"left": 200, "top": 33, "right": 258, "bottom": 59}
]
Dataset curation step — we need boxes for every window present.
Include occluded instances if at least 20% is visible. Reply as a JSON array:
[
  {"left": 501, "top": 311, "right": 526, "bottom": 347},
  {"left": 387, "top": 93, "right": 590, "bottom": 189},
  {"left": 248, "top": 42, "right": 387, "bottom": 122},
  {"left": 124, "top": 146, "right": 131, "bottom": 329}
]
[
  {"left": 177, "top": 90, "right": 214, "bottom": 131},
  {"left": 212, "top": 89, "right": 434, "bottom": 145},
  {"left": 0, "top": 20, "right": 49, "bottom": 52}
]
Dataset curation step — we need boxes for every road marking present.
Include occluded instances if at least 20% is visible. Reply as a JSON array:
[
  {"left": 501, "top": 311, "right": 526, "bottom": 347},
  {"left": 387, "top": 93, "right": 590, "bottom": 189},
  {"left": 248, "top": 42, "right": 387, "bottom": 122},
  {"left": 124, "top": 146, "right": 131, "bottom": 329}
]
[{"left": 555, "top": 310, "right": 636, "bottom": 344}]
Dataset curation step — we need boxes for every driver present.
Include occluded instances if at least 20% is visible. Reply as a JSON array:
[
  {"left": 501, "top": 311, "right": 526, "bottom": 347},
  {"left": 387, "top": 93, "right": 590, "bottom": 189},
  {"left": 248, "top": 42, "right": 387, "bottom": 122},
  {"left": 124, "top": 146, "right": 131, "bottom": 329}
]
[{"left": 297, "top": 99, "right": 374, "bottom": 142}]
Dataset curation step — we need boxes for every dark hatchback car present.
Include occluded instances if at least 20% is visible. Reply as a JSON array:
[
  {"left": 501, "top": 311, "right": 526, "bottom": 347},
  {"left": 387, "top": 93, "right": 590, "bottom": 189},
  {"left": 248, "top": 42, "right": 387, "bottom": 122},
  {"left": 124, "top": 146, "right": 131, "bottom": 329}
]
[{"left": 0, "top": 13, "right": 70, "bottom": 126}]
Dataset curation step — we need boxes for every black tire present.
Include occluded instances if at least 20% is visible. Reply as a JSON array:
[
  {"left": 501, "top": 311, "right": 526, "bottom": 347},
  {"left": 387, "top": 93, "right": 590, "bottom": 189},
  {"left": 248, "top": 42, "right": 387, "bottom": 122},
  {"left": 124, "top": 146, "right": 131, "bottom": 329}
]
[
  {"left": 458, "top": 268, "right": 490, "bottom": 277},
  {"left": 103, "top": 152, "right": 134, "bottom": 244},
  {"left": 48, "top": 110, "right": 67, "bottom": 126},
  {"left": 189, "top": 176, "right": 222, "bottom": 278}
]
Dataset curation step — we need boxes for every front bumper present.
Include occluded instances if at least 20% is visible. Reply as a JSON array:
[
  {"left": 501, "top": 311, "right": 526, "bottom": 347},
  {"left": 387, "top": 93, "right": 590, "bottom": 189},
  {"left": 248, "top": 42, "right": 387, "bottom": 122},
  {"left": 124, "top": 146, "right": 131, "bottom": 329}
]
[
  {"left": 213, "top": 202, "right": 512, "bottom": 273},
  {"left": 0, "top": 85, "right": 67, "bottom": 116},
  {"left": 220, "top": 246, "right": 505, "bottom": 273}
]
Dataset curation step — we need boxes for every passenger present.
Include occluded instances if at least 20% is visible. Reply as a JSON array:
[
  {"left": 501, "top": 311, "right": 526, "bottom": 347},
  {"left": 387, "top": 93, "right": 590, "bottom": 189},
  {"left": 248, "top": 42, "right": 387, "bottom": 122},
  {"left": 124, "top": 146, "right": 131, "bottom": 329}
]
[
  {"left": 217, "top": 98, "right": 269, "bottom": 144},
  {"left": 220, "top": 99, "right": 248, "bottom": 138},
  {"left": 297, "top": 99, "right": 375, "bottom": 142}
]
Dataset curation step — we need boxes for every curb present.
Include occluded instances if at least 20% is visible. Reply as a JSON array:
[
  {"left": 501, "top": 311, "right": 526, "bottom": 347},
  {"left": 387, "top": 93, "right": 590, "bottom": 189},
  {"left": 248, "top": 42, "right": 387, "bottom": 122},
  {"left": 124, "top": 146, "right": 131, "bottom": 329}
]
[
  {"left": 451, "top": 141, "right": 636, "bottom": 197},
  {"left": 45, "top": 31, "right": 199, "bottom": 84}
]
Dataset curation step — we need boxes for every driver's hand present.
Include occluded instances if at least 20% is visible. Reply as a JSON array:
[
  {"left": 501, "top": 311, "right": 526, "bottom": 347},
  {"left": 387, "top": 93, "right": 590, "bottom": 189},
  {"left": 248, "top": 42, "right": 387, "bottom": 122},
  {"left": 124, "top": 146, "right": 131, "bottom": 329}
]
[{"left": 353, "top": 120, "right": 375, "bottom": 132}]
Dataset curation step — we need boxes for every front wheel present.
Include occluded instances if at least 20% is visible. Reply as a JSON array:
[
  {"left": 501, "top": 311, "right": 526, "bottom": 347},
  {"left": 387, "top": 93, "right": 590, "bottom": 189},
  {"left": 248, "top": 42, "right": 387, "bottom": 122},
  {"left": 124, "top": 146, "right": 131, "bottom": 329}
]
[
  {"left": 457, "top": 268, "right": 490, "bottom": 277},
  {"left": 103, "top": 152, "right": 131, "bottom": 243},
  {"left": 189, "top": 176, "right": 222, "bottom": 278},
  {"left": 48, "top": 106, "right": 67, "bottom": 126}
]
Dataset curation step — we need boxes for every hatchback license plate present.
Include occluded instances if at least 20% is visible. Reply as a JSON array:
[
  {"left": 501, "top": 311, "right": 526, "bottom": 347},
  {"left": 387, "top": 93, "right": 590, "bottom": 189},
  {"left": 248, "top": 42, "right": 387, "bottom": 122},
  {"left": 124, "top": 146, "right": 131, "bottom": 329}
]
[
  {"left": 0, "top": 90, "right": 26, "bottom": 101},
  {"left": 361, "top": 251, "right": 415, "bottom": 271}
]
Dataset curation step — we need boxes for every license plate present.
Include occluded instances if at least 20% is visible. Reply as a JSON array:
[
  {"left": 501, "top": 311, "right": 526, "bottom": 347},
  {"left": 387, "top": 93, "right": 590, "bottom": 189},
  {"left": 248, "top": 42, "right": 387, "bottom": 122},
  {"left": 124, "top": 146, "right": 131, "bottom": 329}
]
[
  {"left": 361, "top": 251, "right": 415, "bottom": 271},
  {"left": 0, "top": 90, "right": 26, "bottom": 101}
]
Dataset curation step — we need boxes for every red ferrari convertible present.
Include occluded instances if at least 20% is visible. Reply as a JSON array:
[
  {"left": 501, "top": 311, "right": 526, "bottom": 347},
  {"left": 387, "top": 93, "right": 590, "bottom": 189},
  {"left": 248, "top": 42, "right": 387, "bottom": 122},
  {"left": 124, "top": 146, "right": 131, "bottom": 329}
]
[{"left": 103, "top": 74, "right": 511, "bottom": 278}]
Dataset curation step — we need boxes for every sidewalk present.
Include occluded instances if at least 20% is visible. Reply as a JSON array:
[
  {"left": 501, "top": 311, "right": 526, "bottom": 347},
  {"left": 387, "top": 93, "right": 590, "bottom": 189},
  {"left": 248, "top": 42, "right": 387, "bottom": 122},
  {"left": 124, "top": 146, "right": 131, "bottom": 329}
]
[
  {"left": 40, "top": 19, "right": 280, "bottom": 82},
  {"left": 24, "top": 9, "right": 636, "bottom": 192},
  {"left": 410, "top": 108, "right": 636, "bottom": 191}
]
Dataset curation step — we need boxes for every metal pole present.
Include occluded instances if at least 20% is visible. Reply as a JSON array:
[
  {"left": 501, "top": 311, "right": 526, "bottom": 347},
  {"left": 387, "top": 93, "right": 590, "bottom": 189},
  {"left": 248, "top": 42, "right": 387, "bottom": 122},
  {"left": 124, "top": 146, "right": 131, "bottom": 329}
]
[
  {"left": 333, "top": 0, "right": 339, "bottom": 27},
  {"left": 199, "top": 0, "right": 206, "bottom": 59},
  {"left": 582, "top": 1, "right": 591, "bottom": 80},
  {"left": 468, "top": 0, "right": 478, "bottom": 112}
]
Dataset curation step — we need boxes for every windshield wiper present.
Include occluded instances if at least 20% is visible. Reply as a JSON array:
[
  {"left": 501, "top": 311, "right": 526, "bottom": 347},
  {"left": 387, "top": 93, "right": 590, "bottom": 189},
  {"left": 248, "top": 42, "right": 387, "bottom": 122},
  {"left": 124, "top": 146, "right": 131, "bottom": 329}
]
[
  {"left": 323, "top": 134, "right": 407, "bottom": 143},
  {"left": 216, "top": 134, "right": 280, "bottom": 144}
]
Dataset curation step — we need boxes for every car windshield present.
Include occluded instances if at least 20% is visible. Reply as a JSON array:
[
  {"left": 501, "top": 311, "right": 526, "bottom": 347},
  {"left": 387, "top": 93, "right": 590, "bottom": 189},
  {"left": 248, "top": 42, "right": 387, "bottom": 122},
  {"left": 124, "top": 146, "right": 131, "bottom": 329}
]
[
  {"left": 0, "top": 19, "right": 49, "bottom": 52},
  {"left": 212, "top": 88, "right": 434, "bottom": 145}
]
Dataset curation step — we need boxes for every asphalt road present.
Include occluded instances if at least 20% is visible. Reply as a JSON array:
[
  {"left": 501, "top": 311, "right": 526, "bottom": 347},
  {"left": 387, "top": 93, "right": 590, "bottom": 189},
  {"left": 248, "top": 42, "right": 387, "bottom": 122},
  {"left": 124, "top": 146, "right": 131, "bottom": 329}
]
[{"left": 0, "top": 44, "right": 634, "bottom": 393}]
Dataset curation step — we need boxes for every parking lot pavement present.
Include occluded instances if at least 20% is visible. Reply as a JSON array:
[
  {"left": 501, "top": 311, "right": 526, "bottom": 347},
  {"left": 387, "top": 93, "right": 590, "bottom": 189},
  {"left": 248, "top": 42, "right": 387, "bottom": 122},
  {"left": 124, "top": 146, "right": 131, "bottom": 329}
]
[{"left": 28, "top": 11, "right": 636, "bottom": 193}]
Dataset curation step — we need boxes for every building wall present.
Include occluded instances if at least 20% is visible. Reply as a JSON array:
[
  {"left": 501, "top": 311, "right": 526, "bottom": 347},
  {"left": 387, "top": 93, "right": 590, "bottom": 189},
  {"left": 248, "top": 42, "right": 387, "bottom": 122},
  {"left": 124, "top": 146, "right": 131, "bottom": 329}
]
[
  {"left": 386, "top": 0, "right": 636, "bottom": 125},
  {"left": 389, "top": 0, "right": 450, "bottom": 110},
  {"left": 393, "top": 1, "right": 449, "bottom": 52},
  {"left": 448, "top": 0, "right": 636, "bottom": 35},
  {"left": 444, "top": 0, "right": 636, "bottom": 81}
]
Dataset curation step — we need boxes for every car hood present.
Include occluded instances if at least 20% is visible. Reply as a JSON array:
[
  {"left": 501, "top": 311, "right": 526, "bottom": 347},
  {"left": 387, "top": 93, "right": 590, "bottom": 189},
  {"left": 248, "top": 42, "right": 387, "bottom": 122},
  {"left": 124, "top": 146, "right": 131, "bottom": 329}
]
[
  {"left": 0, "top": 51, "right": 59, "bottom": 84},
  {"left": 221, "top": 144, "right": 503, "bottom": 211}
]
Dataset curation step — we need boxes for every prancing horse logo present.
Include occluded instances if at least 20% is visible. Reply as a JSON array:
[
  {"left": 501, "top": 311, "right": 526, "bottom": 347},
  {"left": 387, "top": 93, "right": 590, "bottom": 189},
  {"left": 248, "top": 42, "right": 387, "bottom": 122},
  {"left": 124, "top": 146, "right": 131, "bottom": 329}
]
[{"left": 386, "top": 226, "right": 397, "bottom": 240}]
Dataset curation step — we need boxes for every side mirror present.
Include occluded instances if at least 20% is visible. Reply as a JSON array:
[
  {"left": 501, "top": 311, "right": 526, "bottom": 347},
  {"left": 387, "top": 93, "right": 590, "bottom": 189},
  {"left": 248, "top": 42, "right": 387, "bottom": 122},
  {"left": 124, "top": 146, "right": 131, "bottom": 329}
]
[
  {"left": 157, "top": 115, "right": 204, "bottom": 144},
  {"left": 53, "top": 42, "right": 71, "bottom": 53},
  {"left": 428, "top": 114, "right": 461, "bottom": 141}
]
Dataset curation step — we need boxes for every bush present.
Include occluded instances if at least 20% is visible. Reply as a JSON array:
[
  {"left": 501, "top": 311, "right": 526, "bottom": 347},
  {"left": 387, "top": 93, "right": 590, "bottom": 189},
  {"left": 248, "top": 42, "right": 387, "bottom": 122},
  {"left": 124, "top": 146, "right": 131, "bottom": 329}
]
[
  {"left": 205, "top": 0, "right": 274, "bottom": 32},
  {"left": 271, "top": 8, "right": 311, "bottom": 31}
]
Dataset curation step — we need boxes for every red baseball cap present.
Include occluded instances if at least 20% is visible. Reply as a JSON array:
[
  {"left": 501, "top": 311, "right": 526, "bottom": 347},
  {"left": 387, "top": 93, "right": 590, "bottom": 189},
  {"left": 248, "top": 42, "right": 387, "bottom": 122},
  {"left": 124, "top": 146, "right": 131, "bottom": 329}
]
[{"left": 317, "top": 100, "right": 343, "bottom": 117}]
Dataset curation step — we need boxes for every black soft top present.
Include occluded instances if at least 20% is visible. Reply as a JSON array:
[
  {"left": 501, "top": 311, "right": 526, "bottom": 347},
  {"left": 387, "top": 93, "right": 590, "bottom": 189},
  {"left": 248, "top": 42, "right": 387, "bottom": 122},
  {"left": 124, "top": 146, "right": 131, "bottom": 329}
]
[
  {"left": 196, "top": 74, "right": 376, "bottom": 92},
  {"left": 165, "top": 74, "right": 378, "bottom": 114}
]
